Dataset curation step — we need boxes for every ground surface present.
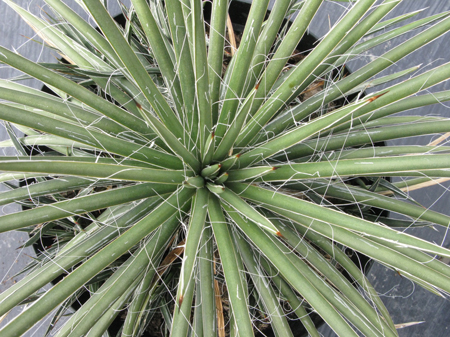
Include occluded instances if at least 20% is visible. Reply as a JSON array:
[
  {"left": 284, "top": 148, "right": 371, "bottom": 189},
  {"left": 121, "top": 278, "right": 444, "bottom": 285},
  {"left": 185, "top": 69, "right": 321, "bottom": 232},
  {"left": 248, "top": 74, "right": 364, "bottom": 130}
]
[{"left": 0, "top": 1, "right": 449, "bottom": 336}]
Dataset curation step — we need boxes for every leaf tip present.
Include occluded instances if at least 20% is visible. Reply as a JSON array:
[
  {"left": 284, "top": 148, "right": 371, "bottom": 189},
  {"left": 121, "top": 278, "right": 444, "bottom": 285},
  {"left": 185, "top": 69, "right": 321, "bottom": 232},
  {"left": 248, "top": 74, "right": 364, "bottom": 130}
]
[{"left": 367, "top": 91, "right": 389, "bottom": 103}]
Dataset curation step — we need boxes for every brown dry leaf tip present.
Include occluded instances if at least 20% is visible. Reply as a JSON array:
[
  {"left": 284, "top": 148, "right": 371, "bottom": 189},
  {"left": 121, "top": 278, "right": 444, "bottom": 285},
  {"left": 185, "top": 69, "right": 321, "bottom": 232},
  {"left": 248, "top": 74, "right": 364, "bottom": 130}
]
[
  {"left": 394, "top": 321, "right": 425, "bottom": 329},
  {"left": 214, "top": 279, "right": 225, "bottom": 337},
  {"left": 226, "top": 14, "right": 237, "bottom": 56},
  {"left": 136, "top": 102, "right": 142, "bottom": 110},
  {"left": 218, "top": 164, "right": 222, "bottom": 169},
  {"left": 178, "top": 294, "right": 184, "bottom": 307},
  {"left": 235, "top": 153, "right": 241, "bottom": 158},
  {"left": 367, "top": 91, "right": 389, "bottom": 103},
  {"left": 271, "top": 166, "right": 279, "bottom": 171},
  {"left": 211, "top": 131, "right": 215, "bottom": 139},
  {"left": 428, "top": 132, "right": 450, "bottom": 146},
  {"left": 302, "top": 80, "right": 324, "bottom": 94},
  {"left": 276, "top": 231, "right": 283, "bottom": 238},
  {"left": 228, "top": 147, "right": 234, "bottom": 156},
  {"left": 255, "top": 80, "right": 261, "bottom": 90}
]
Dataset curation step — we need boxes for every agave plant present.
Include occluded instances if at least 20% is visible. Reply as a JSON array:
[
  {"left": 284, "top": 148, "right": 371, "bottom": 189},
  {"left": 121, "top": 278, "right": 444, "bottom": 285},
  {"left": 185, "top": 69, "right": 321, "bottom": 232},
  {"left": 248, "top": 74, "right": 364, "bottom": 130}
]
[{"left": 1, "top": 0, "right": 450, "bottom": 336}]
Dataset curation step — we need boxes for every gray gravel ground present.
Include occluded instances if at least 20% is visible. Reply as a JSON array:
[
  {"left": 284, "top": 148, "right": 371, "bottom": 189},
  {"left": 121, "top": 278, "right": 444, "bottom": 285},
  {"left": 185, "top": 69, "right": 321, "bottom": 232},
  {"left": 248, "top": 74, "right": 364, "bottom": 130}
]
[{"left": 0, "top": 1, "right": 449, "bottom": 336}]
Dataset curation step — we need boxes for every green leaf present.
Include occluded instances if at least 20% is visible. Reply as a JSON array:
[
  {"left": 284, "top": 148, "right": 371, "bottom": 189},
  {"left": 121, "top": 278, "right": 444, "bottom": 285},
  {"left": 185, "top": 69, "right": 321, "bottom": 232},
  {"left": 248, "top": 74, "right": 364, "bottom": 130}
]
[
  {"left": 257, "top": 255, "right": 321, "bottom": 337},
  {"left": 0, "top": 188, "right": 194, "bottom": 337},
  {"left": 0, "top": 101, "right": 183, "bottom": 169},
  {"left": 281, "top": 120, "right": 450, "bottom": 161},
  {"left": 84, "top": 276, "right": 142, "bottom": 337},
  {"left": 130, "top": 0, "right": 183, "bottom": 115},
  {"left": 208, "top": 196, "right": 255, "bottom": 337},
  {"left": 235, "top": 0, "right": 377, "bottom": 148},
  {"left": 215, "top": 187, "right": 279, "bottom": 235},
  {"left": 0, "top": 159, "right": 190, "bottom": 183},
  {"left": 265, "top": 154, "right": 450, "bottom": 181},
  {"left": 262, "top": 17, "right": 450, "bottom": 139},
  {"left": 164, "top": 0, "right": 197, "bottom": 153},
  {"left": 0, "top": 176, "right": 96, "bottom": 206},
  {"left": 228, "top": 183, "right": 450, "bottom": 258},
  {"left": 366, "top": 9, "right": 424, "bottom": 35},
  {"left": 344, "top": 64, "right": 421, "bottom": 96},
  {"left": 5, "top": 0, "right": 113, "bottom": 72},
  {"left": 286, "top": 179, "right": 450, "bottom": 227},
  {"left": 214, "top": 0, "right": 271, "bottom": 144},
  {"left": 0, "top": 194, "right": 165, "bottom": 318},
  {"left": 171, "top": 188, "right": 209, "bottom": 337},
  {"left": 332, "top": 11, "right": 450, "bottom": 70},
  {"left": 222, "top": 203, "right": 360, "bottom": 337},
  {"left": 273, "top": 217, "right": 397, "bottom": 336},
  {"left": 80, "top": 1, "right": 183, "bottom": 136},
  {"left": 0, "top": 46, "right": 151, "bottom": 136},
  {"left": 190, "top": 0, "right": 212, "bottom": 160},
  {"left": 282, "top": 209, "right": 450, "bottom": 294},
  {"left": 279, "top": 216, "right": 396, "bottom": 332},
  {"left": 43, "top": 0, "right": 124, "bottom": 67},
  {"left": 233, "top": 230, "right": 294, "bottom": 337},
  {"left": 208, "top": 0, "right": 228, "bottom": 127},
  {"left": 224, "top": 99, "right": 374, "bottom": 170},
  {"left": 243, "top": 0, "right": 317, "bottom": 95},
  {"left": 0, "top": 182, "right": 177, "bottom": 233},
  {"left": 332, "top": 90, "right": 450, "bottom": 134},
  {"left": 198, "top": 225, "right": 216, "bottom": 337},
  {"left": 56, "top": 212, "right": 183, "bottom": 337}
]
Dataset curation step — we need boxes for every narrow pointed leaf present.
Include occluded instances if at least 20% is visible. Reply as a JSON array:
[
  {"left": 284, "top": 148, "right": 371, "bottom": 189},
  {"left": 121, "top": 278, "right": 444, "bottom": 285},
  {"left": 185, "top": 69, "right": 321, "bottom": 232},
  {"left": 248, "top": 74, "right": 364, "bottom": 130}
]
[
  {"left": 265, "top": 154, "right": 450, "bottom": 181},
  {"left": 287, "top": 179, "right": 450, "bottom": 229},
  {"left": 208, "top": 0, "right": 228, "bottom": 126},
  {"left": 233, "top": 230, "right": 294, "bottom": 337},
  {"left": 222, "top": 203, "right": 360, "bottom": 337},
  {"left": 57, "top": 213, "right": 182, "bottom": 337},
  {"left": 176, "top": 188, "right": 209, "bottom": 308},
  {"left": 262, "top": 17, "right": 450, "bottom": 139},
  {"left": 281, "top": 120, "right": 450, "bottom": 161},
  {"left": 280, "top": 209, "right": 450, "bottom": 294},
  {"left": 236, "top": 0, "right": 377, "bottom": 147},
  {"left": 0, "top": 188, "right": 194, "bottom": 337},
  {"left": 0, "top": 46, "right": 151, "bottom": 136},
  {"left": 0, "top": 160, "right": 190, "bottom": 183},
  {"left": 199, "top": 225, "right": 216, "bottom": 337},
  {"left": 0, "top": 101, "right": 183, "bottom": 169},
  {"left": 214, "top": 188, "right": 279, "bottom": 235},
  {"left": 228, "top": 183, "right": 450, "bottom": 258},
  {"left": 214, "top": 0, "right": 271, "bottom": 143},
  {"left": 0, "top": 182, "right": 177, "bottom": 233},
  {"left": 130, "top": 0, "right": 183, "bottom": 114},
  {"left": 81, "top": 0, "right": 183, "bottom": 137},
  {"left": 208, "top": 196, "right": 255, "bottom": 337},
  {"left": 0, "top": 176, "right": 97, "bottom": 206},
  {"left": 225, "top": 99, "right": 372, "bottom": 170}
]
